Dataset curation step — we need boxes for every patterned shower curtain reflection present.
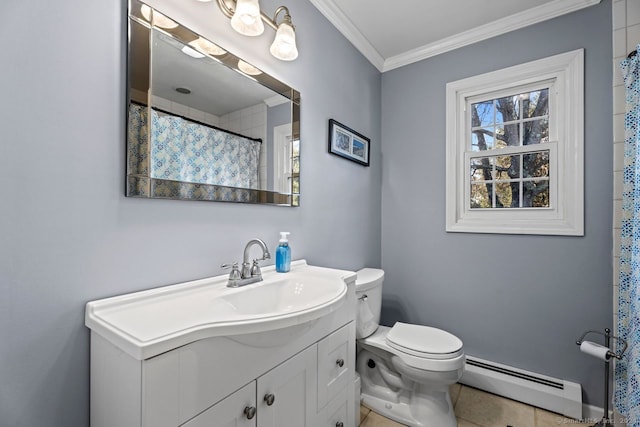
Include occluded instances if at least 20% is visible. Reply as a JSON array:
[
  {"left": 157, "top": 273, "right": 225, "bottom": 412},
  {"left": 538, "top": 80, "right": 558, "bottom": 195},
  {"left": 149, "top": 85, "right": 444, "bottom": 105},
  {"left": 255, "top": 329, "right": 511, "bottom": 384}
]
[
  {"left": 616, "top": 45, "right": 640, "bottom": 422},
  {"left": 148, "top": 108, "right": 261, "bottom": 189}
]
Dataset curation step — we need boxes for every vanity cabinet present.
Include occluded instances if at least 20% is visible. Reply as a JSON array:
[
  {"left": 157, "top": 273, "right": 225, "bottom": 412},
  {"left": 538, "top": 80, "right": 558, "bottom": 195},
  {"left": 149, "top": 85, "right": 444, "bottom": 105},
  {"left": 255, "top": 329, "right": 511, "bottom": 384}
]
[{"left": 87, "top": 262, "right": 357, "bottom": 427}]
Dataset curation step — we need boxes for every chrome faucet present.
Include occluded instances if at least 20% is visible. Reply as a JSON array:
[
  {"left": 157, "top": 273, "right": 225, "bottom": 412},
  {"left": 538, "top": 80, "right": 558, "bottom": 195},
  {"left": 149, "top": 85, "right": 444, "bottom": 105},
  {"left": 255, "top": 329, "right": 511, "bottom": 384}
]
[{"left": 222, "top": 238, "right": 271, "bottom": 287}]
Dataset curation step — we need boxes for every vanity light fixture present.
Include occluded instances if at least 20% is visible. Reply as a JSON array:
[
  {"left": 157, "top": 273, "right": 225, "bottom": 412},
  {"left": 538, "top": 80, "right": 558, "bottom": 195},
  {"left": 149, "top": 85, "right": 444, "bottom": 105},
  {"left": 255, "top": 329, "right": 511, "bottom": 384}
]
[{"left": 215, "top": 0, "right": 299, "bottom": 61}]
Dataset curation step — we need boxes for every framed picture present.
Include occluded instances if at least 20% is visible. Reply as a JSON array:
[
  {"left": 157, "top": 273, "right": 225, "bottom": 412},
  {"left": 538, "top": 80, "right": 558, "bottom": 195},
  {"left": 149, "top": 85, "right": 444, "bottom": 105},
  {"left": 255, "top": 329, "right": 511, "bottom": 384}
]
[{"left": 328, "top": 119, "right": 370, "bottom": 166}]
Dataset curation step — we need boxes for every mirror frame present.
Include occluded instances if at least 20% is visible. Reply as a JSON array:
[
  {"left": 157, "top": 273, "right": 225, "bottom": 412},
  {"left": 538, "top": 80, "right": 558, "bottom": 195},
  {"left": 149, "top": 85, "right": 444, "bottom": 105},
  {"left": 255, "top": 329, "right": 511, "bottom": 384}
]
[{"left": 126, "top": 0, "right": 301, "bottom": 206}]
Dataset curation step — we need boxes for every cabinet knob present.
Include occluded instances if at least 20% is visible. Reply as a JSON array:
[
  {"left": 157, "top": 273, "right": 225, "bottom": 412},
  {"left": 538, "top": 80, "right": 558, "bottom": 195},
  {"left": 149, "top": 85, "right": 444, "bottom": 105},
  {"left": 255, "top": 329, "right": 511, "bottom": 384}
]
[
  {"left": 336, "top": 358, "right": 345, "bottom": 368},
  {"left": 264, "top": 393, "right": 275, "bottom": 406},
  {"left": 336, "top": 422, "right": 344, "bottom": 427},
  {"left": 244, "top": 406, "right": 256, "bottom": 420}
]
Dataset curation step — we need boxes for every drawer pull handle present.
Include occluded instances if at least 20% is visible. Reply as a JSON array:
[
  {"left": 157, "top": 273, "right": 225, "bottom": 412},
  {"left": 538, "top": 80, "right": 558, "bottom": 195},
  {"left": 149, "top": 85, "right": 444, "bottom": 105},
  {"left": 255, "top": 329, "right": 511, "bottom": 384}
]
[
  {"left": 244, "top": 406, "right": 256, "bottom": 419},
  {"left": 336, "top": 358, "right": 344, "bottom": 368},
  {"left": 264, "top": 393, "right": 275, "bottom": 406},
  {"left": 336, "top": 422, "right": 344, "bottom": 427}
]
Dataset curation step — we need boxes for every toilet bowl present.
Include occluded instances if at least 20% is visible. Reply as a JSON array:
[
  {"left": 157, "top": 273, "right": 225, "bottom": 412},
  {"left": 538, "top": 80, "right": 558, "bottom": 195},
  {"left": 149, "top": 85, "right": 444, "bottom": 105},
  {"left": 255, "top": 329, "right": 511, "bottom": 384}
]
[{"left": 355, "top": 268, "right": 465, "bottom": 427}]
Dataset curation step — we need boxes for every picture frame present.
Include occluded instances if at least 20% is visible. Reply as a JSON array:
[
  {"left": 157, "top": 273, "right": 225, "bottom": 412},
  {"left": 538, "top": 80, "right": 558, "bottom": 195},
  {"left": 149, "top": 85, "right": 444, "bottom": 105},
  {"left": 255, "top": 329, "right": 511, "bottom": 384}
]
[{"left": 328, "top": 119, "right": 370, "bottom": 167}]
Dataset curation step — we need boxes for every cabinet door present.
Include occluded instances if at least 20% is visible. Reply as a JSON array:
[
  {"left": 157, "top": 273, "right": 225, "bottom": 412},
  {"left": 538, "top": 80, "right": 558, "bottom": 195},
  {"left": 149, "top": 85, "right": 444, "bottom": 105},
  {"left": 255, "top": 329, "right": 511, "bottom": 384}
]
[
  {"left": 318, "top": 387, "right": 353, "bottom": 427},
  {"left": 317, "top": 322, "right": 355, "bottom": 409},
  {"left": 181, "top": 382, "right": 256, "bottom": 427},
  {"left": 256, "top": 345, "right": 318, "bottom": 427}
]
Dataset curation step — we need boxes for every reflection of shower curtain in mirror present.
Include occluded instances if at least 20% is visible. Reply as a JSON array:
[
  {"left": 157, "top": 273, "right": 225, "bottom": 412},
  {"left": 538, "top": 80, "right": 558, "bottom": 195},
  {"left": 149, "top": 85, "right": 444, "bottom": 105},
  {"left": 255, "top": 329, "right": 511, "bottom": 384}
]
[{"left": 133, "top": 105, "right": 261, "bottom": 189}]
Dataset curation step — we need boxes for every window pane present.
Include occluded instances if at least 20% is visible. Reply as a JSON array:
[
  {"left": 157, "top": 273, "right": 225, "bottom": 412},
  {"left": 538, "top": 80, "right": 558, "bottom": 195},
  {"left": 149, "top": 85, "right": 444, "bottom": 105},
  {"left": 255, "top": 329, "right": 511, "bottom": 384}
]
[
  {"left": 496, "top": 95, "right": 519, "bottom": 123},
  {"left": 292, "top": 157, "right": 300, "bottom": 174},
  {"left": 495, "top": 181, "right": 515, "bottom": 208},
  {"left": 523, "top": 118, "right": 549, "bottom": 145},
  {"left": 292, "top": 140, "right": 300, "bottom": 157},
  {"left": 523, "top": 180, "right": 549, "bottom": 207},
  {"left": 471, "top": 101, "right": 494, "bottom": 127},
  {"left": 292, "top": 177, "right": 299, "bottom": 193},
  {"left": 523, "top": 151, "right": 549, "bottom": 178},
  {"left": 523, "top": 89, "right": 548, "bottom": 119},
  {"left": 471, "top": 183, "right": 491, "bottom": 208},
  {"left": 470, "top": 157, "right": 492, "bottom": 182},
  {"left": 496, "top": 123, "right": 519, "bottom": 148},
  {"left": 496, "top": 155, "right": 519, "bottom": 180},
  {"left": 471, "top": 128, "right": 494, "bottom": 151}
]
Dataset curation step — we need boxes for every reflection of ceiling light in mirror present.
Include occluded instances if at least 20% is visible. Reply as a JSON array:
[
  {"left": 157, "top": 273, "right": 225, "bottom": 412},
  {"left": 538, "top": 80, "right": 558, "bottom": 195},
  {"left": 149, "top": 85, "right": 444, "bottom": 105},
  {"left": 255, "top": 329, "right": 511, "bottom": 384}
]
[
  {"left": 181, "top": 45, "right": 206, "bottom": 59},
  {"left": 238, "top": 60, "right": 262, "bottom": 76},
  {"left": 188, "top": 37, "right": 227, "bottom": 56},
  {"left": 140, "top": 5, "right": 178, "bottom": 29},
  {"left": 175, "top": 87, "right": 192, "bottom": 94}
]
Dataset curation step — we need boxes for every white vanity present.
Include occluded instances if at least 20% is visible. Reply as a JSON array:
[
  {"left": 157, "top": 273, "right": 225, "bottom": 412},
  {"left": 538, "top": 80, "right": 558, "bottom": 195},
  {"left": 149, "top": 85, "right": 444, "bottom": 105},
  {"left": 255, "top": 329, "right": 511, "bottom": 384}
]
[{"left": 85, "top": 260, "right": 357, "bottom": 427}]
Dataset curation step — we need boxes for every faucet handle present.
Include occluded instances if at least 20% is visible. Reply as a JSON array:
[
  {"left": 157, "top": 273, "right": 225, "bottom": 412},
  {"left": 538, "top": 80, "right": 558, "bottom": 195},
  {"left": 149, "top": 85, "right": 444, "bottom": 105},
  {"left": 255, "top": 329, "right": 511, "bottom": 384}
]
[
  {"left": 250, "top": 259, "right": 263, "bottom": 278},
  {"left": 221, "top": 262, "right": 241, "bottom": 281}
]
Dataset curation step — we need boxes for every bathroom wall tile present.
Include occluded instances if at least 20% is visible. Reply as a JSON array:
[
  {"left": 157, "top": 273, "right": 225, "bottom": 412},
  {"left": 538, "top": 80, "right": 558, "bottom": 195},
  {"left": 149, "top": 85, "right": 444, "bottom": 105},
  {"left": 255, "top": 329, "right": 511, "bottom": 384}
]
[
  {"left": 614, "top": 84, "right": 626, "bottom": 115},
  {"left": 615, "top": 113, "right": 626, "bottom": 143},
  {"left": 614, "top": 253, "right": 621, "bottom": 287},
  {"left": 615, "top": 28, "right": 628, "bottom": 57},
  {"left": 614, "top": 0, "right": 627, "bottom": 31},
  {"left": 455, "top": 386, "right": 535, "bottom": 427},
  {"left": 614, "top": 58, "right": 625, "bottom": 87},
  {"left": 614, "top": 227, "right": 622, "bottom": 258},
  {"left": 628, "top": 0, "right": 640, "bottom": 26},
  {"left": 535, "top": 408, "right": 593, "bottom": 426},
  {"left": 614, "top": 142, "right": 625, "bottom": 172},
  {"left": 614, "top": 198, "right": 623, "bottom": 229},
  {"left": 359, "top": 411, "right": 406, "bottom": 427},
  {"left": 614, "top": 170, "right": 624, "bottom": 200},
  {"left": 628, "top": 24, "right": 640, "bottom": 48}
]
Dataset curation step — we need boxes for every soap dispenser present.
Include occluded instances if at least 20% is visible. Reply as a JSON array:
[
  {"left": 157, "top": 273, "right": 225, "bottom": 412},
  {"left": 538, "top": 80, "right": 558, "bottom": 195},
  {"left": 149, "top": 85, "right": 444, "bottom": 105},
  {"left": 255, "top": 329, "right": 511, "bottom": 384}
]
[{"left": 275, "top": 232, "right": 291, "bottom": 273}]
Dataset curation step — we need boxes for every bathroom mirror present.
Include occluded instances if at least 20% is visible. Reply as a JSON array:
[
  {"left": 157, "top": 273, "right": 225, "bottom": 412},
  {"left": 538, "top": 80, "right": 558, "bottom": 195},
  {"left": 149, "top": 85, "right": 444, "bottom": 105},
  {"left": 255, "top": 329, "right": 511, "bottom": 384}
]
[{"left": 127, "top": 0, "right": 300, "bottom": 206}]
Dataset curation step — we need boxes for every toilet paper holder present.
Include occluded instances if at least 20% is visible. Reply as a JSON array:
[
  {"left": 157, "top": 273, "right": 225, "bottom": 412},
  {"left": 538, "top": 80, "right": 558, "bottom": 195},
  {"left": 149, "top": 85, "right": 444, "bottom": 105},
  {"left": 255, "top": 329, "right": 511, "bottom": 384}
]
[
  {"left": 575, "top": 329, "right": 627, "bottom": 426},
  {"left": 575, "top": 329, "right": 627, "bottom": 360}
]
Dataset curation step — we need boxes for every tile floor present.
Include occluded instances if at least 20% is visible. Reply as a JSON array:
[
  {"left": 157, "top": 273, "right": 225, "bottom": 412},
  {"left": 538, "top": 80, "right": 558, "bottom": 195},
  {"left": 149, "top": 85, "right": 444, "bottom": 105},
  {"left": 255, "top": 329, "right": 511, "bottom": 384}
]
[{"left": 358, "top": 384, "right": 594, "bottom": 427}]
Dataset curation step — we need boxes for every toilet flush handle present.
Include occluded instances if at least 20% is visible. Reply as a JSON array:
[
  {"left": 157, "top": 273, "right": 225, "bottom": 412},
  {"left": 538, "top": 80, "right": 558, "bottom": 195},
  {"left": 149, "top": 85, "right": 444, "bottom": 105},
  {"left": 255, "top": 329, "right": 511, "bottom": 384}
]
[{"left": 358, "top": 294, "right": 368, "bottom": 301}]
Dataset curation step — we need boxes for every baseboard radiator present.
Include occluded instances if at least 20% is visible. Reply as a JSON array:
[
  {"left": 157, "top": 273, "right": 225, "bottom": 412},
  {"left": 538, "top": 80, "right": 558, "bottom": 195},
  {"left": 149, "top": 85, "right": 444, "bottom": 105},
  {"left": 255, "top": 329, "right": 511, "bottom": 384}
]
[{"left": 460, "top": 356, "right": 583, "bottom": 420}]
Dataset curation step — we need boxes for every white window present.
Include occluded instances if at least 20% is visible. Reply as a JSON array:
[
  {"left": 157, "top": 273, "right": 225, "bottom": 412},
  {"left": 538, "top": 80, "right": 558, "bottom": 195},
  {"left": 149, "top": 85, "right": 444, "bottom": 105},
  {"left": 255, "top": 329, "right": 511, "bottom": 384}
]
[{"left": 445, "top": 49, "right": 584, "bottom": 236}]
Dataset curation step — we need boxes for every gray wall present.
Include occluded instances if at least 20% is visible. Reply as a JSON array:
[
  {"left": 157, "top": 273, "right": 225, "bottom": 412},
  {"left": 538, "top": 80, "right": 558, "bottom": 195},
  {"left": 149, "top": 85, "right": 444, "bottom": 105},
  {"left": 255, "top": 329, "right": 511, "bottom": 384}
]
[
  {"left": 0, "top": 0, "right": 381, "bottom": 425},
  {"left": 380, "top": 1, "right": 612, "bottom": 406}
]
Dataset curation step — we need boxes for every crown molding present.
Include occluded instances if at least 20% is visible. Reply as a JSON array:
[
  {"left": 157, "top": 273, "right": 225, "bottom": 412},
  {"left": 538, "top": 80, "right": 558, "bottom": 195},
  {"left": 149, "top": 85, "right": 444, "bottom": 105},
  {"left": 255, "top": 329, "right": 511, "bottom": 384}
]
[
  {"left": 307, "top": 0, "right": 385, "bottom": 71},
  {"left": 310, "top": 0, "right": 601, "bottom": 73}
]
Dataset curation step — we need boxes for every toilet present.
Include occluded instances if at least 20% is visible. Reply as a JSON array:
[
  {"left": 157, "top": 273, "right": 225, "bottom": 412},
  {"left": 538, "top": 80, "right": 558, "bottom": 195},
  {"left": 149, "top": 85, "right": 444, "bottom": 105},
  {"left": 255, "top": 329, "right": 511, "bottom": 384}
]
[{"left": 355, "top": 268, "right": 465, "bottom": 427}]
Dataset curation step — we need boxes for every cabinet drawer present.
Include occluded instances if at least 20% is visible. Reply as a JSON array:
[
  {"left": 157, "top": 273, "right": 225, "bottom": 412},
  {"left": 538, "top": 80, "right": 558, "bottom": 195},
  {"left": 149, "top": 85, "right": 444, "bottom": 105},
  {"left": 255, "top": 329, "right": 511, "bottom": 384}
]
[{"left": 317, "top": 322, "right": 355, "bottom": 409}]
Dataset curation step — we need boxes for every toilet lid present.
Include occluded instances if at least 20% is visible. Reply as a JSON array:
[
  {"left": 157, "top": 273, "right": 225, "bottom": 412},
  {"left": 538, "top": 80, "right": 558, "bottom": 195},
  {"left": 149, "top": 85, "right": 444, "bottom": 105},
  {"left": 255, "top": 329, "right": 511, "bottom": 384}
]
[{"left": 386, "top": 322, "right": 463, "bottom": 360}]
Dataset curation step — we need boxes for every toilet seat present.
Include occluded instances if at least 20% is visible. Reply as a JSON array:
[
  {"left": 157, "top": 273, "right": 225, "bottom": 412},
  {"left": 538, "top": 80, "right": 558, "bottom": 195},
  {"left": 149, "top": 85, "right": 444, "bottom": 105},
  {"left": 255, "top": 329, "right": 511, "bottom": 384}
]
[
  {"left": 386, "top": 322, "right": 463, "bottom": 360},
  {"left": 358, "top": 325, "right": 465, "bottom": 372}
]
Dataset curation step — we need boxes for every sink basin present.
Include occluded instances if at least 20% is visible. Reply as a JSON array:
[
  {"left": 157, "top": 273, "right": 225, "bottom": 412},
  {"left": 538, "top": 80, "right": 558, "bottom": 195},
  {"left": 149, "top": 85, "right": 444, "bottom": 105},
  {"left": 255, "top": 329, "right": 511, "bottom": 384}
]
[{"left": 85, "top": 260, "right": 355, "bottom": 359}]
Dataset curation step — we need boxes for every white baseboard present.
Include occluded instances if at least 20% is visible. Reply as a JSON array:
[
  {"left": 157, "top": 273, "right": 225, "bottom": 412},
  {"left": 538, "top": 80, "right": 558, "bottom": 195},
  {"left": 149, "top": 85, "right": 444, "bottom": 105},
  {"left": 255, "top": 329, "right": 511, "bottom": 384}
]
[{"left": 460, "top": 356, "right": 583, "bottom": 420}]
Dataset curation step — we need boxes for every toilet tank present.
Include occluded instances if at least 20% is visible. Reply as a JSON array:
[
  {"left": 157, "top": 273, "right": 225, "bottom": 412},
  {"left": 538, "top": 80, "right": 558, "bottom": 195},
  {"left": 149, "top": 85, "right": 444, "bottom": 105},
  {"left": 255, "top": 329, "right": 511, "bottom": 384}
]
[{"left": 355, "top": 268, "right": 384, "bottom": 339}]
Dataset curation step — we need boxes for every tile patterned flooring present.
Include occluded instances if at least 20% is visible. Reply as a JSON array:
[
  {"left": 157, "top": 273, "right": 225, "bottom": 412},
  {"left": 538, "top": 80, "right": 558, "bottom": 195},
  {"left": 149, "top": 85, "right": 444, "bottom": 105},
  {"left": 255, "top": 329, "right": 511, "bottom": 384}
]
[{"left": 359, "top": 384, "right": 594, "bottom": 427}]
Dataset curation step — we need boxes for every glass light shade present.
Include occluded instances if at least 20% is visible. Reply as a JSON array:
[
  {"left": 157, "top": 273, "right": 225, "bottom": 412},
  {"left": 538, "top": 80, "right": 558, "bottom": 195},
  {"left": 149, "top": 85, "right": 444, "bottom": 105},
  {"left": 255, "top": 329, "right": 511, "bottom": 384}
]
[
  {"left": 230, "top": 0, "right": 264, "bottom": 36},
  {"left": 181, "top": 45, "right": 206, "bottom": 59},
  {"left": 270, "top": 22, "right": 298, "bottom": 61}
]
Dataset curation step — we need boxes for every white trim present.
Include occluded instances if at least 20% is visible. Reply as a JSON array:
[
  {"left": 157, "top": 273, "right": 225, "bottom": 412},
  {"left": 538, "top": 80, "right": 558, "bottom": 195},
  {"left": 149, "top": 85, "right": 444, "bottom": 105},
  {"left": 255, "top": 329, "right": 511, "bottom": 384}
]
[
  {"left": 273, "top": 123, "right": 292, "bottom": 194},
  {"left": 263, "top": 95, "right": 288, "bottom": 108},
  {"left": 307, "top": 0, "right": 385, "bottom": 72},
  {"left": 309, "top": 0, "right": 600, "bottom": 72},
  {"left": 445, "top": 49, "right": 584, "bottom": 235}
]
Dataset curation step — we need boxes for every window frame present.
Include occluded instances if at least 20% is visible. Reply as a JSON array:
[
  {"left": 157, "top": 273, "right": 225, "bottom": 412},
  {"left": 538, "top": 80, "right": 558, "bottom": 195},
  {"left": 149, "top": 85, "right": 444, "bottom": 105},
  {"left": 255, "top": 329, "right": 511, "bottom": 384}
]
[{"left": 445, "top": 49, "right": 584, "bottom": 236}]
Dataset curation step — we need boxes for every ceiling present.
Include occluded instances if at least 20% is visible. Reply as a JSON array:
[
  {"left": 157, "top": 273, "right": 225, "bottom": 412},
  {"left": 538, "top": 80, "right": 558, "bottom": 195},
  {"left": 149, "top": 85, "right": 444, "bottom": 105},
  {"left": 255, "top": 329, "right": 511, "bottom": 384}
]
[{"left": 308, "top": 0, "right": 601, "bottom": 72}]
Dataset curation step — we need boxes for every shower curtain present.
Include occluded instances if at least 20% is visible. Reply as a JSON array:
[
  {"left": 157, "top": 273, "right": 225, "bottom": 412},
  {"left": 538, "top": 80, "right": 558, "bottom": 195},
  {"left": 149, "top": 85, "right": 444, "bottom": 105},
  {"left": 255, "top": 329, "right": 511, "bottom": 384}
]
[{"left": 616, "top": 45, "right": 640, "bottom": 422}]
